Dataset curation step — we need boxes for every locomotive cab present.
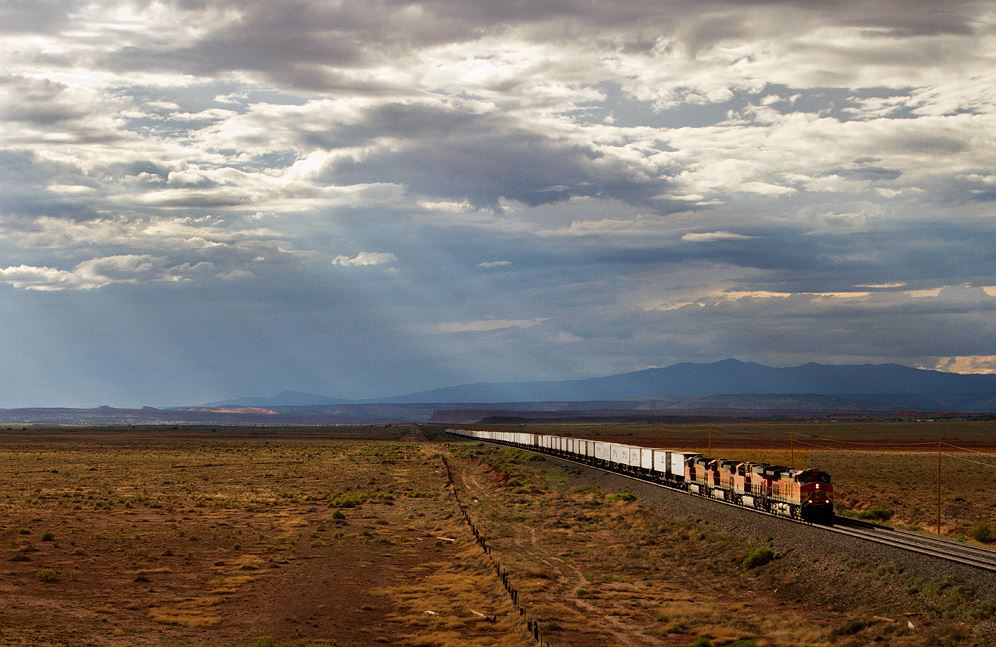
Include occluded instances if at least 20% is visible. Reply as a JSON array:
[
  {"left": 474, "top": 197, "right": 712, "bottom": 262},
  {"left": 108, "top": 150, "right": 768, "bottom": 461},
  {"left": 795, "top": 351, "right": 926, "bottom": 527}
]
[{"left": 796, "top": 469, "right": 834, "bottom": 524}]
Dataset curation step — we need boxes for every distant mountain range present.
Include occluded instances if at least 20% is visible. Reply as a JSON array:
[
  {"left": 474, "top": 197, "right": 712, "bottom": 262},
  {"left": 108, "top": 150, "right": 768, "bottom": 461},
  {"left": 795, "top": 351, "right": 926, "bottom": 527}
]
[
  {"left": 207, "top": 359, "right": 996, "bottom": 406},
  {"left": 4, "top": 360, "right": 996, "bottom": 426}
]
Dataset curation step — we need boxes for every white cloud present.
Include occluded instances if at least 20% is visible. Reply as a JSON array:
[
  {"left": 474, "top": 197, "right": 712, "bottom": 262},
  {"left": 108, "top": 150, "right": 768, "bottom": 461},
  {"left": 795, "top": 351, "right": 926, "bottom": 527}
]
[
  {"left": 681, "top": 231, "right": 754, "bottom": 242},
  {"left": 331, "top": 251, "right": 397, "bottom": 267},
  {"left": 424, "top": 318, "right": 548, "bottom": 334},
  {"left": 930, "top": 355, "right": 996, "bottom": 375},
  {"left": 855, "top": 282, "right": 906, "bottom": 289},
  {"left": 0, "top": 255, "right": 212, "bottom": 291},
  {"left": 478, "top": 260, "right": 512, "bottom": 268}
]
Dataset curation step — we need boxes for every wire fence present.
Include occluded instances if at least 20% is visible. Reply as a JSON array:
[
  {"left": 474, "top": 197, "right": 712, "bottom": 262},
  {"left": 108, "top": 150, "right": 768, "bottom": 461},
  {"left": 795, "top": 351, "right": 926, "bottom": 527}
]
[{"left": 439, "top": 453, "right": 554, "bottom": 646}]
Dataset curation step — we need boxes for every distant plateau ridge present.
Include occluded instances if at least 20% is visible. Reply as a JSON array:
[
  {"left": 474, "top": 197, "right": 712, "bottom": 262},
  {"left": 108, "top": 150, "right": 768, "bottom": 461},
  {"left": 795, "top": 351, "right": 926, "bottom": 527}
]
[
  {"left": 4, "top": 360, "right": 996, "bottom": 426},
  {"left": 205, "top": 359, "right": 996, "bottom": 407}
]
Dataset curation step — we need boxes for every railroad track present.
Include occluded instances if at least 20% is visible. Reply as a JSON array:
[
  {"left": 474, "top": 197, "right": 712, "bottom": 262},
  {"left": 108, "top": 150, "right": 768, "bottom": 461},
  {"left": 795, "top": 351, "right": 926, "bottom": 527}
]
[
  {"left": 449, "top": 433, "right": 996, "bottom": 574},
  {"left": 830, "top": 517, "right": 996, "bottom": 573}
]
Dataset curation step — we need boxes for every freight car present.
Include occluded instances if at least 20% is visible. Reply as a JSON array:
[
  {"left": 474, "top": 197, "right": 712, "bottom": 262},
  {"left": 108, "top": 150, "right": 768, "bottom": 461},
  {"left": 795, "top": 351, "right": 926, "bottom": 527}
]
[{"left": 448, "top": 428, "right": 834, "bottom": 524}]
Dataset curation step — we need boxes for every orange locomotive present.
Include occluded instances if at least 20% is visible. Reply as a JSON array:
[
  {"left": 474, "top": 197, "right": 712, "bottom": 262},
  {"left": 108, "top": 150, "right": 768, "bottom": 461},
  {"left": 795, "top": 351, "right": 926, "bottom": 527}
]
[{"left": 686, "top": 456, "right": 834, "bottom": 523}]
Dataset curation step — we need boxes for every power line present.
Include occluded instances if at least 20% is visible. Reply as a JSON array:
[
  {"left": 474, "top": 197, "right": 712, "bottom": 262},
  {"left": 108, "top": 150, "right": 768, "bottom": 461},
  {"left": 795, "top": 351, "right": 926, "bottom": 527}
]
[{"left": 940, "top": 452, "right": 996, "bottom": 469}]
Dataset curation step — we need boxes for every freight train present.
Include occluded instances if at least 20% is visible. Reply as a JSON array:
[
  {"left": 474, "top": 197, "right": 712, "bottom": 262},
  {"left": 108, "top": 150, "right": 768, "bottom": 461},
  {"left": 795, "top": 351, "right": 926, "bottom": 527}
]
[{"left": 447, "top": 428, "right": 834, "bottom": 524}]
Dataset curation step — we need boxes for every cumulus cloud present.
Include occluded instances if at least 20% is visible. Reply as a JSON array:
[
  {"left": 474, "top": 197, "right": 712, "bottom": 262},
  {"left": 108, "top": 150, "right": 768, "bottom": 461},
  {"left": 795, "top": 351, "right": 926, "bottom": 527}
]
[
  {"left": 681, "top": 231, "right": 754, "bottom": 242},
  {"left": 331, "top": 251, "right": 397, "bottom": 267},
  {"left": 0, "top": 255, "right": 214, "bottom": 291},
  {"left": 2, "top": 0, "right": 996, "bottom": 404},
  {"left": 930, "top": 355, "right": 996, "bottom": 375}
]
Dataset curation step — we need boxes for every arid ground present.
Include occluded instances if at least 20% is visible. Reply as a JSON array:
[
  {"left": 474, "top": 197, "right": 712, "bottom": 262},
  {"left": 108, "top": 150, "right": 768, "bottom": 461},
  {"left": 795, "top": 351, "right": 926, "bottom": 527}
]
[
  {"left": 0, "top": 424, "right": 993, "bottom": 646},
  {"left": 478, "top": 421, "right": 996, "bottom": 540}
]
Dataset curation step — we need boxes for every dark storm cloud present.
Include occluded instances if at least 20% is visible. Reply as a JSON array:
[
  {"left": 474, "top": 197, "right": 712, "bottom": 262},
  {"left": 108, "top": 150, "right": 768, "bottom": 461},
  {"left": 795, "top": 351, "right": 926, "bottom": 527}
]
[
  {"left": 0, "top": 0, "right": 82, "bottom": 34},
  {"left": 3, "top": 0, "right": 996, "bottom": 406},
  {"left": 99, "top": 1, "right": 989, "bottom": 90},
  {"left": 312, "top": 103, "right": 673, "bottom": 210},
  {"left": 648, "top": 288, "right": 996, "bottom": 362},
  {"left": 0, "top": 75, "right": 88, "bottom": 126},
  {"left": 0, "top": 150, "right": 99, "bottom": 220}
]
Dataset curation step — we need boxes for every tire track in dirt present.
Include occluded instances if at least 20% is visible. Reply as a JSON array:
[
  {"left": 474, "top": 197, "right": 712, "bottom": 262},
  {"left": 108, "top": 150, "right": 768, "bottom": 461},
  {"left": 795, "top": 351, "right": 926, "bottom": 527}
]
[
  {"left": 448, "top": 450, "right": 665, "bottom": 647},
  {"left": 434, "top": 445, "right": 555, "bottom": 646}
]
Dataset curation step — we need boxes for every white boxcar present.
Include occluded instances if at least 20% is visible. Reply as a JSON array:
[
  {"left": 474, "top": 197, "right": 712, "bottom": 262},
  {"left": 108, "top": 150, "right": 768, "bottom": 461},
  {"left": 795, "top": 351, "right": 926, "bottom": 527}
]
[
  {"left": 611, "top": 443, "right": 640, "bottom": 467},
  {"left": 672, "top": 452, "right": 697, "bottom": 479},
  {"left": 652, "top": 450, "right": 698, "bottom": 479},
  {"left": 593, "top": 441, "right": 611, "bottom": 462},
  {"left": 576, "top": 439, "right": 588, "bottom": 457},
  {"left": 652, "top": 449, "right": 670, "bottom": 474},
  {"left": 640, "top": 447, "right": 654, "bottom": 470}
]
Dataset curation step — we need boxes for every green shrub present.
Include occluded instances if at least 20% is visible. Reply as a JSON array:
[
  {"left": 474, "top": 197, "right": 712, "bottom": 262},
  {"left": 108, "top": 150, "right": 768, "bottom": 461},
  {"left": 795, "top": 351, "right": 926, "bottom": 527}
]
[
  {"left": 742, "top": 547, "right": 775, "bottom": 570},
  {"left": 327, "top": 493, "right": 366, "bottom": 508},
  {"left": 41, "top": 532, "right": 54, "bottom": 542},
  {"left": 970, "top": 522, "right": 992, "bottom": 543},
  {"left": 575, "top": 587, "right": 593, "bottom": 598},
  {"left": 855, "top": 506, "right": 893, "bottom": 521},
  {"left": 690, "top": 637, "right": 713, "bottom": 647},
  {"left": 607, "top": 491, "right": 637, "bottom": 502},
  {"left": 331, "top": 510, "right": 346, "bottom": 520},
  {"left": 37, "top": 569, "right": 58, "bottom": 583}
]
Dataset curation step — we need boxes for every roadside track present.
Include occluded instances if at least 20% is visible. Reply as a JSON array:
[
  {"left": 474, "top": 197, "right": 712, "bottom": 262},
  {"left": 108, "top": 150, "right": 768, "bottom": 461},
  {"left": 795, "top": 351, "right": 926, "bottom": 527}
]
[{"left": 450, "top": 433, "right": 996, "bottom": 575}]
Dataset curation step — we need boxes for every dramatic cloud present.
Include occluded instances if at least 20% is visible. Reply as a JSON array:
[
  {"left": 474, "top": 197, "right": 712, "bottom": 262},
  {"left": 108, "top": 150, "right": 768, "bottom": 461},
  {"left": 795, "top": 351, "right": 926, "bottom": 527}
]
[
  {"left": 0, "top": 255, "right": 214, "bottom": 291},
  {"left": 931, "top": 355, "right": 996, "bottom": 375},
  {"left": 1, "top": 1, "right": 995, "bottom": 405}
]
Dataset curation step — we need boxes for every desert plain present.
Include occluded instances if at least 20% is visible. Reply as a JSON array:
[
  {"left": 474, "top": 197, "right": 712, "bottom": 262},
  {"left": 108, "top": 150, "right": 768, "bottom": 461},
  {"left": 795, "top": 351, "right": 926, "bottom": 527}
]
[{"left": 0, "top": 422, "right": 993, "bottom": 646}]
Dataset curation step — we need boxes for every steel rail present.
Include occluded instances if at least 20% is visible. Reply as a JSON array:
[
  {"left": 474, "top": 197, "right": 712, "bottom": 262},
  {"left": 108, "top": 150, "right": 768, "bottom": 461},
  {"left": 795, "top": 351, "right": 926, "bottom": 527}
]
[
  {"left": 448, "top": 433, "right": 996, "bottom": 574},
  {"left": 833, "top": 519, "right": 996, "bottom": 566}
]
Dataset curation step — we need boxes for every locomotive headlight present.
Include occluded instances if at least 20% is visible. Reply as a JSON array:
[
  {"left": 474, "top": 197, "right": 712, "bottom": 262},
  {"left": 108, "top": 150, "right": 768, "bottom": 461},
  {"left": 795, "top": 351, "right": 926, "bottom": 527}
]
[{"left": 816, "top": 484, "right": 821, "bottom": 489}]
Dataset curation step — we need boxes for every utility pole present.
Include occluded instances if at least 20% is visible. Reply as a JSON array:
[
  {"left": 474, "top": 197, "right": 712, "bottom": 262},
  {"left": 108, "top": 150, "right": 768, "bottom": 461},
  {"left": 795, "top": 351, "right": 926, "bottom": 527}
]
[
  {"left": 790, "top": 435, "right": 794, "bottom": 465},
  {"left": 937, "top": 441, "right": 942, "bottom": 535},
  {"left": 708, "top": 427, "right": 712, "bottom": 456}
]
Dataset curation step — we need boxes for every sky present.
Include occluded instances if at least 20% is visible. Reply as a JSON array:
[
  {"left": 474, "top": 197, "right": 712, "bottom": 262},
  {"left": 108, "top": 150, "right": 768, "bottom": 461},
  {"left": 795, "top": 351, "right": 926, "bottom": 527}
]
[{"left": 2, "top": 1, "right": 996, "bottom": 407}]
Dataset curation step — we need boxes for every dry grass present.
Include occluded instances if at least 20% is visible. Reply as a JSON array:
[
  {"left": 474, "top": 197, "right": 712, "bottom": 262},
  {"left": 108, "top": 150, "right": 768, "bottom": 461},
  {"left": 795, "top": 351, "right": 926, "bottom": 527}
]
[
  {"left": 466, "top": 421, "right": 996, "bottom": 541},
  {"left": 445, "top": 439, "right": 996, "bottom": 646},
  {"left": 2, "top": 426, "right": 991, "bottom": 646},
  {"left": 0, "top": 429, "right": 529, "bottom": 646}
]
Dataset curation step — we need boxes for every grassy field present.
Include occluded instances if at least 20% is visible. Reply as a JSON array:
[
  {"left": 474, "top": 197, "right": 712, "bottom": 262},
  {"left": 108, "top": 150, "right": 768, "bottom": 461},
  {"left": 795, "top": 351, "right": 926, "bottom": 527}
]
[
  {"left": 445, "top": 440, "right": 995, "bottom": 646},
  {"left": 0, "top": 424, "right": 992, "bottom": 646},
  {"left": 0, "top": 427, "right": 528, "bottom": 646},
  {"left": 468, "top": 421, "right": 996, "bottom": 541}
]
